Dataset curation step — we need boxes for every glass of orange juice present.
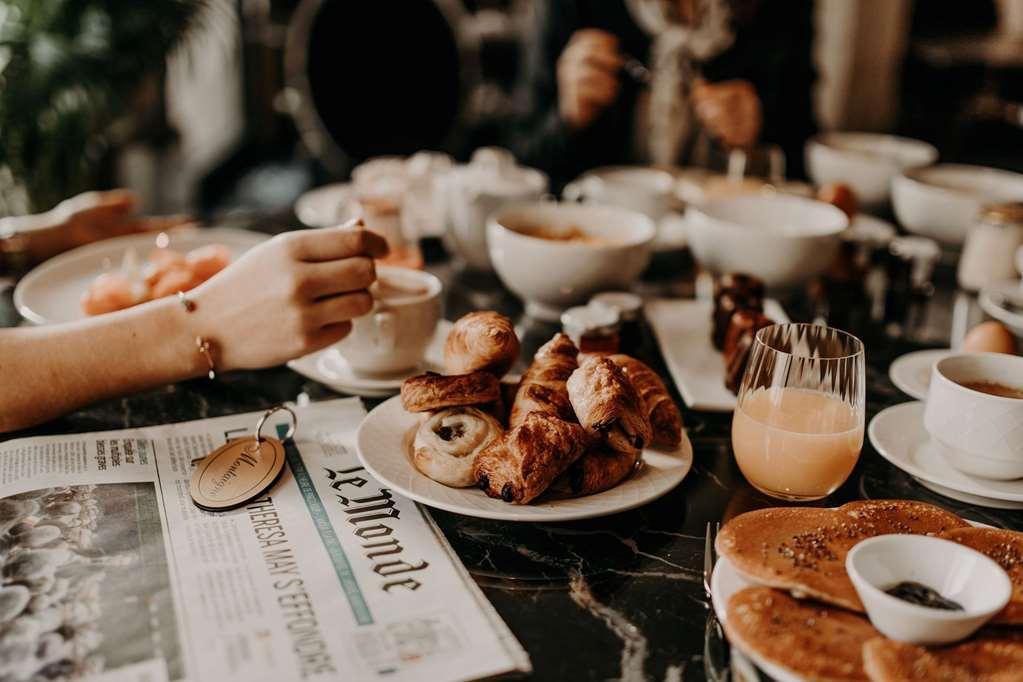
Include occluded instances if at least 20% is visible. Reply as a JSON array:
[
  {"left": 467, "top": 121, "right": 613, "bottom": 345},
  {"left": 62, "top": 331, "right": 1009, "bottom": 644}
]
[{"left": 731, "top": 323, "right": 865, "bottom": 501}]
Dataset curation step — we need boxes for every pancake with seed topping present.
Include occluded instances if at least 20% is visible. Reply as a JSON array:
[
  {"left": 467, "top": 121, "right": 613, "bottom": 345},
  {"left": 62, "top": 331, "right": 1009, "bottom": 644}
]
[
  {"left": 716, "top": 500, "right": 968, "bottom": 611},
  {"left": 725, "top": 587, "right": 876, "bottom": 681},
  {"left": 863, "top": 631, "right": 1023, "bottom": 682},
  {"left": 942, "top": 527, "right": 1023, "bottom": 625}
]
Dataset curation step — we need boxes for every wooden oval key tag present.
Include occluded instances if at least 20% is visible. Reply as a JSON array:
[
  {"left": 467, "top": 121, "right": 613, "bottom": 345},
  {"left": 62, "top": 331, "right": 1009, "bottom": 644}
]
[{"left": 190, "top": 406, "right": 296, "bottom": 512}]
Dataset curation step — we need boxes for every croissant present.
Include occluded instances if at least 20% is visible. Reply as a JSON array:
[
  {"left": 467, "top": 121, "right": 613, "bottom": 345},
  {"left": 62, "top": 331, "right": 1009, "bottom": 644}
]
[
  {"left": 608, "top": 355, "right": 683, "bottom": 449},
  {"left": 473, "top": 412, "right": 590, "bottom": 504},
  {"left": 401, "top": 371, "right": 501, "bottom": 413},
  {"left": 509, "top": 333, "right": 579, "bottom": 428},
  {"left": 444, "top": 311, "right": 520, "bottom": 378},
  {"left": 412, "top": 407, "right": 503, "bottom": 487},
  {"left": 548, "top": 446, "right": 640, "bottom": 498},
  {"left": 567, "top": 355, "right": 652, "bottom": 453}
]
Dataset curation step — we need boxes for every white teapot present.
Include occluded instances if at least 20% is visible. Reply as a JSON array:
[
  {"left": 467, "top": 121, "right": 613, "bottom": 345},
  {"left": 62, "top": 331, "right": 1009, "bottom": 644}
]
[{"left": 438, "top": 147, "right": 548, "bottom": 271}]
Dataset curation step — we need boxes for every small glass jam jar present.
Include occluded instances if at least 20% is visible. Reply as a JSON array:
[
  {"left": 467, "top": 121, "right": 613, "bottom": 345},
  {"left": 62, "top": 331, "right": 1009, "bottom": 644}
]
[
  {"left": 561, "top": 304, "right": 621, "bottom": 354},
  {"left": 589, "top": 291, "right": 644, "bottom": 355},
  {"left": 958, "top": 202, "right": 1023, "bottom": 293}
]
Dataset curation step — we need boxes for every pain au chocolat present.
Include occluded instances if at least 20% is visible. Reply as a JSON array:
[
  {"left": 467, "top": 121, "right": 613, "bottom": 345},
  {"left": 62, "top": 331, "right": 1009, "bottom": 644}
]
[
  {"left": 400, "top": 371, "right": 501, "bottom": 413},
  {"left": 715, "top": 500, "right": 968, "bottom": 611},
  {"left": 724, "top": 587, "right": 877, "bottom": 681}
]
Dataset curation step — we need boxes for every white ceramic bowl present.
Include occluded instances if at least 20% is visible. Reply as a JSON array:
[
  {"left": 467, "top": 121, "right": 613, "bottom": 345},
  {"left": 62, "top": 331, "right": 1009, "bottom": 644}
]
[
  {"left": 487, "top": 202, "right": 655, "bottom": 321},
  {"left": 892, "top": 164, "right": 1023, "bottom": 245},
  {"left": 847, "top": 534, "right": 1011, "bottom": 645},
  {"left": 924, "top": 352, "right": 1023, "bottom": 480},
  {"left": 685, "top": 194, "right": 848, "bottom": 289},
  {"left": 806, "top": 132, "right": 937, "bottom": 208},
  {"left": 563, "top": 166, "right": 677, "bottom": 221}
]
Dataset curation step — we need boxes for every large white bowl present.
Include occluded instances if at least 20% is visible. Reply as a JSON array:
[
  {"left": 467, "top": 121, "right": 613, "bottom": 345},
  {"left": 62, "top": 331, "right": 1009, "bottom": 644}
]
[
  {"left": 806, "top": 132, "right": 938, "bottom": 209},
  {"left": 685, "top": 194, "right": 848, "bottom": 289},
  {"left": 487, "top": 202, "right": 655, "bottom": 321},
  {"left": 892, "top": 164, "right": 1023, "bottom": 245}
]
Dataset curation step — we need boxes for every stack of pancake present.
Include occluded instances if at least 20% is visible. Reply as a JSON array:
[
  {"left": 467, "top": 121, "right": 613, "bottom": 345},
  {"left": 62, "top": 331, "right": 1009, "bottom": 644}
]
[{"left": 715, "top": 499, "right": 1023, "bottom": 681}]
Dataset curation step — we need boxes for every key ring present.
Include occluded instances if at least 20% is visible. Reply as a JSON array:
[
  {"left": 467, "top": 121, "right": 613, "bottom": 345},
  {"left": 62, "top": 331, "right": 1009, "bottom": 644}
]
[{"left": 254, "top": 405, "right": 297, "bottom": 446}]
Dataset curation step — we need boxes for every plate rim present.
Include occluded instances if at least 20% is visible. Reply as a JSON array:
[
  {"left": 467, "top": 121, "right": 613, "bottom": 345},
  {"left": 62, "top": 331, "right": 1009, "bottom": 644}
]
[
  {"left": 887, "top": 348, "right": 951, "bottom": 401},
  {"left": 355, "top": 395, "right": 694, "bottom": 522},
  {"left": 14, "top": 226, "right": 268, "bottom": 325},
  {"left": 868, "top": 401, "right": 1023, "bottom": 503}
]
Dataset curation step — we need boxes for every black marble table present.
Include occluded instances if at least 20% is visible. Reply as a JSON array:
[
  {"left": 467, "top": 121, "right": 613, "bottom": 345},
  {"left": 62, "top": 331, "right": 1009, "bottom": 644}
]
[{"left": 3, "top": 228, "right": 1021, "bottom": 682}]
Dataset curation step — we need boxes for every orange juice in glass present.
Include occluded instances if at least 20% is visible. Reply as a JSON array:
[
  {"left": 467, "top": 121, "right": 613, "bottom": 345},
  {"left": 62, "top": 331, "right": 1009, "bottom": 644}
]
[{"left": 731, "top": 323, "right": 865, "bottom": 501}]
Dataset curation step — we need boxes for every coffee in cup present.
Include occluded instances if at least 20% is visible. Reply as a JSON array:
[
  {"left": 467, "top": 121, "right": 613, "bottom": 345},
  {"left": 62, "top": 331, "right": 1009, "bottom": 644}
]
[
  {"left": 924, "top": 352, "right": 1023, "bottom": 480},
  {"left": 334, "top": 266, "right": 442, "bottom": 375}
]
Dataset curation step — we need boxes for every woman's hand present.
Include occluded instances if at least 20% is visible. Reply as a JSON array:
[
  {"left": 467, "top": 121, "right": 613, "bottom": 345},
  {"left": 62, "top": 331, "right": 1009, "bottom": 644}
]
[
  {"left": 692, "top": 79, "right": 762, "bottom": 149},
  {"left": 557, "top": 29, "right": 624, "bottom": 131},
  {"left": 190, "top": 224, "right": 389, "bottom": 372},
  {"left": 5, "top": 190, "right": 194, "bottom": 262}
]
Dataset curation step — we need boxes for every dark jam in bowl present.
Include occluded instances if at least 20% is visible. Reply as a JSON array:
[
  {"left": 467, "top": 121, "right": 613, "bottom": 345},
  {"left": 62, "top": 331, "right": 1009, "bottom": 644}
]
[{"left": 884, "top": 581, "right": 964, "bottom": 611}]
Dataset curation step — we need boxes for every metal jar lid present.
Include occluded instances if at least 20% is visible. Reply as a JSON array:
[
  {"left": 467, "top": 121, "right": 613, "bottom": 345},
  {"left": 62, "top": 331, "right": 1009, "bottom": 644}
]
[
  {"left": 590, "top": 291, "right": 643, "bottom": 322},
  {"left": 561, "top": 304, "right": 621, "bottom": 339},
  {"left": 978, "top": 202, "right": 1023, "bottom": 227}
]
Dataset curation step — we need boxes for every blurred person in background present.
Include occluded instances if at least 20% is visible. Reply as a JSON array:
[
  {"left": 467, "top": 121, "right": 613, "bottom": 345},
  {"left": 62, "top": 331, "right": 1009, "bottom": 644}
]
[{"left": 512, "top": 0, "right": 816, "bottom": 185}]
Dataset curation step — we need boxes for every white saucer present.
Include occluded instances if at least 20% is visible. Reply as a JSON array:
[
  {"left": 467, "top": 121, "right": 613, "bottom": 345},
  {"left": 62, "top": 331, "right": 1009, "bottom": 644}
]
[
  {"left": 888, "top": 349, "right": 952, "bottom": 400},
  {"left": 979, "top": 279, "right": 1023, "bottom": 336},
  {"left": 356, "top": 395, "right": 693, "bottom": 522},
  {"left": 287, "top": 320, "right": 452, "bottom": 398},
  {"left": 868, "top": 401, "right": 1023, "bottom": 509},
  {"left": 294, "top": 182, "right": 355, "bottom": 228}
]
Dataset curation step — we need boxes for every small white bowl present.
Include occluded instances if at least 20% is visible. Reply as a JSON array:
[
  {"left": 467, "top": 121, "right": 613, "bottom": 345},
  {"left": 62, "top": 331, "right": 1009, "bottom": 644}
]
[
  {"left": 806, "top": 132, "right": 937, "bottom": 208},
  {"left": 487, "top": 202, "right": 654, "bottom": 321},
  {"left": 846, "top": 534, "right": 1011, "bottom": 645},
  {"left": 685, "top": 194, "right": 848, "bottom": 289},
  {"left": 892, "top": 164, "right": 1023, "bottom": 245}
]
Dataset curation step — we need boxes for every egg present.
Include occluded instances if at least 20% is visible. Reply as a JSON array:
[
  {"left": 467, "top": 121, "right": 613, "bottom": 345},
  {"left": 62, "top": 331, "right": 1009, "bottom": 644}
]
[{"left": 961, "top": 321, "right": 1017, "bottom": 355}]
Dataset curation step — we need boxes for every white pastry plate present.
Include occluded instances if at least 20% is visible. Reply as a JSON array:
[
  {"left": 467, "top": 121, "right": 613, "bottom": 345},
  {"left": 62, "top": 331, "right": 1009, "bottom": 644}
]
[
  {"left": 294, "top": 182, "right": 355, "bottom": 228},
  {"left": 710, "top": 517, "right": 986, "bottom": 682},
  {"left": 14, "top": 227, "right": 268, "bottom": 325},
  {"left": 288, "top": 320, "right": 452, "bottom": 398},
  {"left": 888, "top": 349, "right": 952, "bottom": 401},
  {"left": 356, "top": 395, "right": 694, "bottom": 522},
  {"left": 868, "top": 401, "right": 1023, "bottom": 509},
  {"left": 645, "top": 298, "right": 789, "bottom": 412},
  {"left": 979, "top": 279, "right": 1023, "bottom": 336}
]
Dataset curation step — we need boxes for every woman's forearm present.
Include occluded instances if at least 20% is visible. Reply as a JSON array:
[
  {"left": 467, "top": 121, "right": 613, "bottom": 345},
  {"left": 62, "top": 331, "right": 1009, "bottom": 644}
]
[{"left": 0, "top": 296, "right": 207, "bottom": 433}]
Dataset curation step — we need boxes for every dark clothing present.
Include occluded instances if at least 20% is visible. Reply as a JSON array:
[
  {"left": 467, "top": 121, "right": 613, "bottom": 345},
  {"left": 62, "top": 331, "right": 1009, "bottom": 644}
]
[{"left": 510, "top": 0, "right": 817, "bottom": 186}]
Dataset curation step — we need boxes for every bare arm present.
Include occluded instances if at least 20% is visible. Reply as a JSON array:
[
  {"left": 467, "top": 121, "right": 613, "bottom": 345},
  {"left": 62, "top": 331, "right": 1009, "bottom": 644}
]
[{"left": 0, "top": 226, "right": 388, "bottom": 433}]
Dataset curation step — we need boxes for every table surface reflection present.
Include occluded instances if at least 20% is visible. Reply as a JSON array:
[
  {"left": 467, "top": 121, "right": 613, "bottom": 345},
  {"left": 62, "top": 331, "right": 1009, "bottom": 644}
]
[{"left": 3, "top": 224, "right": 1019, "bottom": 682}]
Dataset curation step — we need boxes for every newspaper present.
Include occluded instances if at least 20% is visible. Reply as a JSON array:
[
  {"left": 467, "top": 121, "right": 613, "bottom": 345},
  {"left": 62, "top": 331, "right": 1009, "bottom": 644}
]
[{"left": 0, "top": 398, "right": 530, "bottom": 682}]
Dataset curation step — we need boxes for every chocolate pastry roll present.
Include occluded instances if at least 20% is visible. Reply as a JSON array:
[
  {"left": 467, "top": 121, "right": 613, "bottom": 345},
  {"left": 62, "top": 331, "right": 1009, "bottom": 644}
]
[
  {"left": 723, "top": 310, "right": 775, "bottom": 394},
  {"left": 412, "top": 407, "right": 504, "bottom": 487},
  {"left": 712, "top": 292, "right": 763, "bottom": 350},
  {"left": 714, "top": 273, "right": 765, "bottom": 303},
  {"left": 548, "top": 446, "right": 640, "bottom": 498},
  {"left": 608, "top": 354, "right": 683, "bottom": 449},
  {"left": 473, "top": 412, "right": 590, "bottom": 504},
  {"left": 712, "top": 273, "right": 765, "bottom": 350},
  {"left": 509, "top": 333, "right": 579, "bottom": 428},
  {"left": 567, "top": 355, "right": 652, "bottom": 453},
  {"left": 443, "top": 311, "right": 520, "bottom": 378},
  {"left": 401, "top": 371, "right": 501, "bottom": 413}
]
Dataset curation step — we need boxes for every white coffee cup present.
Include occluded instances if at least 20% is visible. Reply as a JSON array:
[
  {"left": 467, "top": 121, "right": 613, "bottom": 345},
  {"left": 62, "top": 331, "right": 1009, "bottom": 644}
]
[
  {"left": 923, "top": 352, "right": 1023, "bottom": 480},
  {"left": 334, "top": 266, "right": 442, "bottom": 375},
  {"left": 563, "top": 166, "right": 676, "bottom": 222}
]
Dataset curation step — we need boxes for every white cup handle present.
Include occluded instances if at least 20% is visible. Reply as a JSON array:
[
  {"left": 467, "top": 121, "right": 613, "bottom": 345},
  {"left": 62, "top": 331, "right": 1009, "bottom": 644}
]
[
  {"left": 373, "top": 310, "right": 397, "bottom": 352},
  {"left": 563, "top": 176, "right": 603, "bottom": 203}
]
